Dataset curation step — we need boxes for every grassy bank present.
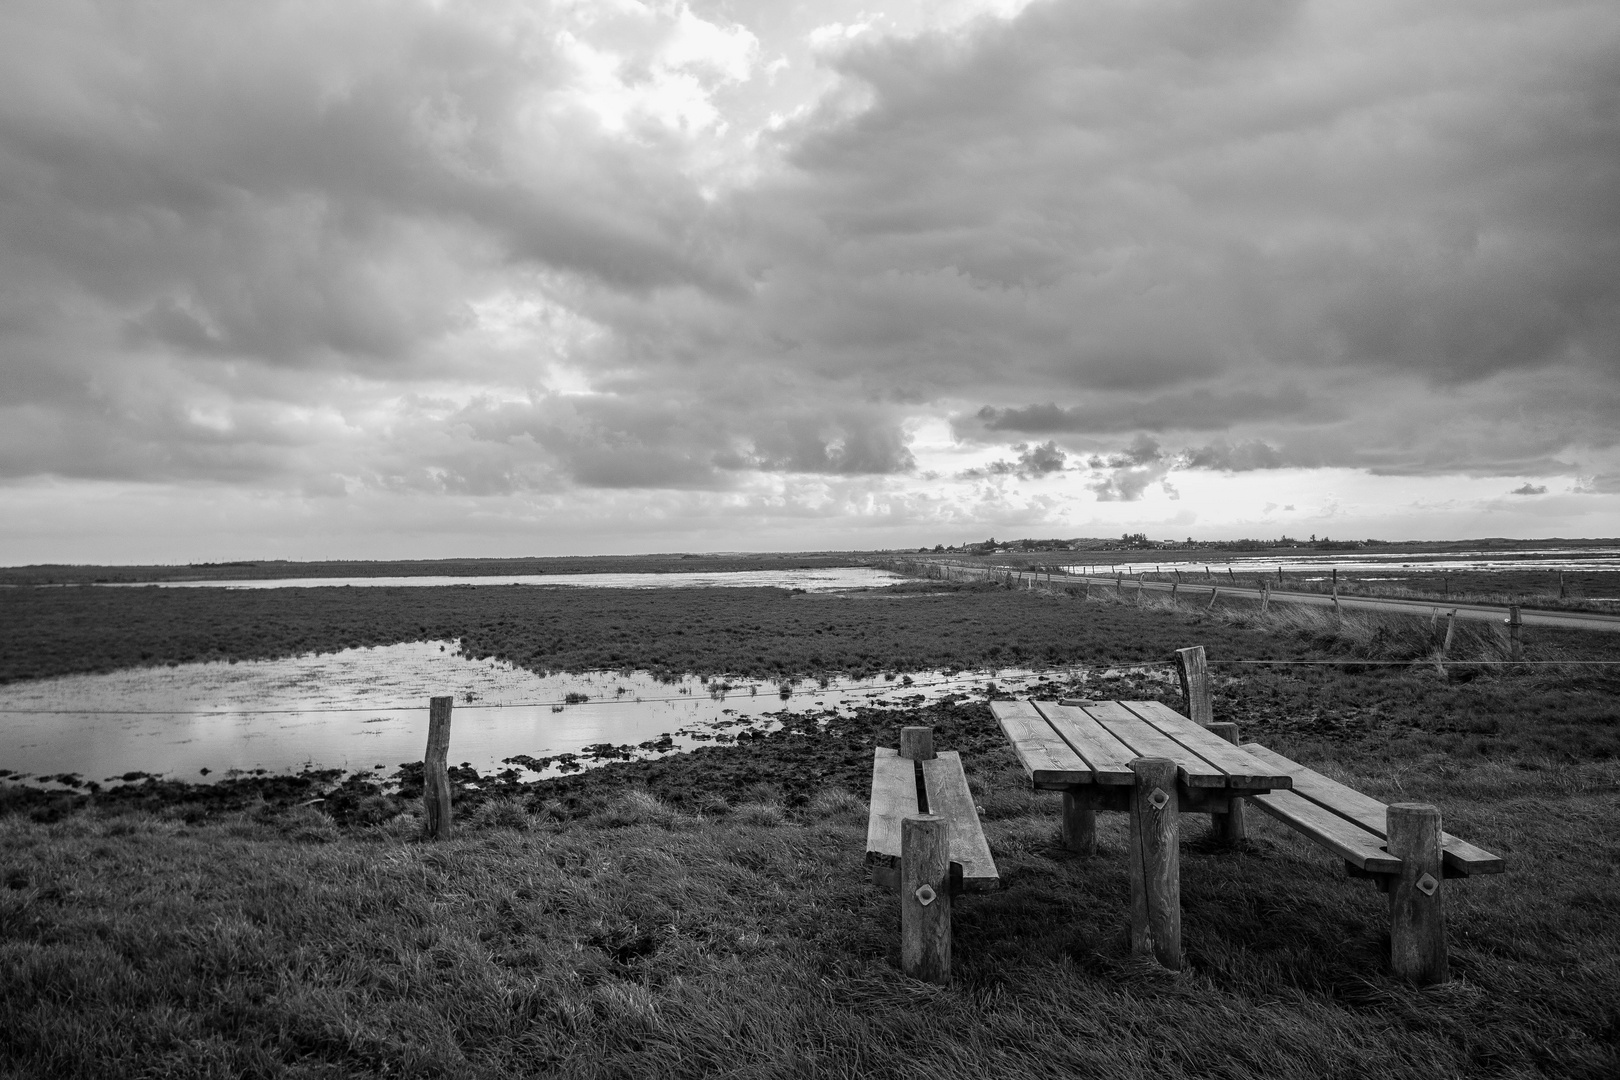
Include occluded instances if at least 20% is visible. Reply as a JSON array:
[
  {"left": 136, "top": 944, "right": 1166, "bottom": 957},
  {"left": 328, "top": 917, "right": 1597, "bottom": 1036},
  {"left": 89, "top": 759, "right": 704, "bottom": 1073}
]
[
  {"left": 4, "top": 711, "right": 1617, "bottom": 1078},
  {"left": 1, "top": 580, "right": 1320, "bottom": 685},
  {"left": 4, "top": 587, "right": 1619, "bottom": 1076}
]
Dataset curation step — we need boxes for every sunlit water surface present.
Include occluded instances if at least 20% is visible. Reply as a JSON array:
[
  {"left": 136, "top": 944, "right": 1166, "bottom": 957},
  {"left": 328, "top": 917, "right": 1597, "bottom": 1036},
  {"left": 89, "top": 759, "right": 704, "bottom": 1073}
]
[
  {"left": 0, "top": 643, "right": 1077, "bottom": 787},
  {"left": 1062, "top": 548, "right": 1620, "bottom": 576},
  {"left": 99, "top": 568, "right": 904, "bottom": 591}
]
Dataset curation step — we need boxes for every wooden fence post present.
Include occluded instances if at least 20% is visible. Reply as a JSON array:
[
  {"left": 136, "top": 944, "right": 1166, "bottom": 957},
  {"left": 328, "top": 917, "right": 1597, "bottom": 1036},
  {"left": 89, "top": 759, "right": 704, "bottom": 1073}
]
[
  {"left": 1508, "top": 605, "right": 1523, "bottom": 664},
  {"left": 901, "top": 814, "right": 952, "bottom": 984},
  {"left": 1260, "top": 580, "right": 1270, "bottom": 615},
  {"left": 1062, "top": 789, "right": 1097, "bottom": 856},
  {"left": 1387, "top": 803, "right": 1448, "bottom": 985},
  {"left": 1206, "top": 586, "right": 1220, "bottom": 612},
  {"left": 899, "top": 726, "right": 935, "bottom": 761},
  {"left": 1174, "top": 646, "right": 1212, "bottom": 727},
  {"left": 1205, "top": 723, "right": 1247, "bottom": 844},
  {"left": 424, "top": 695, "right": 454, "bottom": 840},
  {"left": 1128, "top": 757, "right": 1181, "bottom": 970}
]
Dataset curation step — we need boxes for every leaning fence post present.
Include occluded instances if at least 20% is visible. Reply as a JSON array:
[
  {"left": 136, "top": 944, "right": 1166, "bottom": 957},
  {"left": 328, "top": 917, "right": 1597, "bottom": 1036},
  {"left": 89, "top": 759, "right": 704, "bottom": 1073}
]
[
  {"left": 1206, "top": 722, "right": 1247, "bottom": 844},
  {"left": 424, "top": 695, "right": 454, "bottom": 840},
  {"left": 1128, "top": 757, "right": 1181, "bottom": 970},
  {"left": 1387, "top": 803, "right": 1447, "bottom": 984},
  {"left": 901, "top": 814, "right": 952, "bottom": 983},
  {"left": 1174, "top": 646, "right": 1212, "bottom": 726},
  {"left": 1206, "top": 586, "right": 1220, "bottom": 611}
]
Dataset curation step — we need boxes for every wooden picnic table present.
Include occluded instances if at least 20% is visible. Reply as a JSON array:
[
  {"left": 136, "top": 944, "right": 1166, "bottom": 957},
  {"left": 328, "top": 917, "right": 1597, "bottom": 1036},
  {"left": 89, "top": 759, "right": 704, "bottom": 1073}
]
[{"left": 990, "top": 698, "right": 1294, "bottom": 969}]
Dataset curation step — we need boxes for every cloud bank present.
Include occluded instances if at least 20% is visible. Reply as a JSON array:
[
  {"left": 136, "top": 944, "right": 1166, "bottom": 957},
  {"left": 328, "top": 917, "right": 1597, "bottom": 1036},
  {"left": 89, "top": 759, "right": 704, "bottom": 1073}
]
[{"left": 2, "top": 0, "right": 1617, "bottom": 559}]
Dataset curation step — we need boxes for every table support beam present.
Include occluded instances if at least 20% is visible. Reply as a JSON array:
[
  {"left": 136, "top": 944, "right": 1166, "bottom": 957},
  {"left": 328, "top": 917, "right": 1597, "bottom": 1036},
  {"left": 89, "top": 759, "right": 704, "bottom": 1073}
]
[
  {"left": 1061, "top": 788, "right": 1096, "bottom": 856},
  {"left": 1206, "top": 721, "right": 1248, "bottom": 845},
  {"left": 1128, "top": 757, "right": 1181, "bottom": 970}
]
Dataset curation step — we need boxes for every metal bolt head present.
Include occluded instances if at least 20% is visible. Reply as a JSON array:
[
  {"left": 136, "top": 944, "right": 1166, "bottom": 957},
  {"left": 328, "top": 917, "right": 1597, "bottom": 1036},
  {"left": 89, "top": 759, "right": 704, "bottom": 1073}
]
[
  {"left": 1416, "top": 873, "right": 1439, "bottom": 897},
  {"left": 914, "top": 884, "right": 937, "bottom": 907},
  {"left": 1148, "top": 787, "right": 1170, "bottom": 810}
]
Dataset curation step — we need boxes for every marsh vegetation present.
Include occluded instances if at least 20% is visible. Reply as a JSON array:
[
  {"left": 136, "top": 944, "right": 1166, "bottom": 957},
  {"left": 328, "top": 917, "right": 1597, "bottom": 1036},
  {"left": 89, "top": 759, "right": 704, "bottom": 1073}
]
[{"left": 2, "top": 576, "right": 1618, "bottom": 1077}]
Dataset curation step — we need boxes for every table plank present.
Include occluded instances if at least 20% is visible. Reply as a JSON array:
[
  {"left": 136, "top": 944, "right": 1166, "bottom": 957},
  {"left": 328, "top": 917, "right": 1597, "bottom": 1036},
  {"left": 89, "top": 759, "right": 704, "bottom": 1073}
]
[
  {"left": 922, "top": 752, "right": 999, "bottom": 891},
  {"left": 865, "top": 748, "right": 919, "bottom": 865},
  {"left": 1083, "top": 701, "right": 1225, "bottom": 787},
  {"left": 1123, "top": 701, "right": 1292, "bottom": 789},
  {"left": 991, "top": 700, "right": 1092, "bottom": 787},
  {"left": 1249, "top": 788, "right": 1403, "bottom": 873},
  {"left": 1242, "top": 743, "right": 1504, "bottom": 876},
  {"left": 1031, "top": 701, "right": 1137, "bottom": 784}
]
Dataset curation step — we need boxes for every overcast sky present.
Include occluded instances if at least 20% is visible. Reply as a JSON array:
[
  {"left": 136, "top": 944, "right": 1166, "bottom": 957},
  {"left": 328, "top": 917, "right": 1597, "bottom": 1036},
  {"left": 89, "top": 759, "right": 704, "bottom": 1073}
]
[{"left": 2, "top": 0, "right": 1617, "bottom": 563}]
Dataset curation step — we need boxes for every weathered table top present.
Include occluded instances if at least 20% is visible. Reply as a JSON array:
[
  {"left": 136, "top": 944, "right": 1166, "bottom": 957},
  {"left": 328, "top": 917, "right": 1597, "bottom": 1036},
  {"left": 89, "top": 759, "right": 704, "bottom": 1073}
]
[{"left": 990, "top": 699, "right": 1293, "bottom": 795}]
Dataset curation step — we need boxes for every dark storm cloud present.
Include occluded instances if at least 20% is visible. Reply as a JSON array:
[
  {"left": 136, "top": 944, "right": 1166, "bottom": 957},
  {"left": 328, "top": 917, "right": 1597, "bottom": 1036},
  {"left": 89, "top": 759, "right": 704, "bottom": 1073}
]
[
  {"left": 959, "top": 440, "right": 1067, "bottom": 480},
  {"left": 1, "top": 0, "right": 1618, "bottom": 512}
]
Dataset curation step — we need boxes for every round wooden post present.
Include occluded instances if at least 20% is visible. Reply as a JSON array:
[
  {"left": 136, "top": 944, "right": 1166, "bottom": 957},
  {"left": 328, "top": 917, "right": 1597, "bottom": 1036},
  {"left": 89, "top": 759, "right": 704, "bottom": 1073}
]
[
  {"left": 1128, "top": 757, "right": 1181, "bottom": 970},
  {"left": 899, "top": 726, "right": 935, "bottom": 761},
  {"left": 1206, "top": 586, "right": 1220, "bottom": 612},
  {"left": 1387, "top": 803, "right": 1448, "bottom": 985},
  {"left": 1205, "top": 722, "right": 1247, "bottom": 844},
  {"left": 1508, "top": 605, "right": 1523, "bottom": 664},
  {"left": 1062, "top": 788, "right": 1097, "bottom": 856},
  {"left": 901, "top": 814, "right": 952, "bottom": 984},
  {"left": 423, "top": 696, "right": 454, "bottom": 840}
]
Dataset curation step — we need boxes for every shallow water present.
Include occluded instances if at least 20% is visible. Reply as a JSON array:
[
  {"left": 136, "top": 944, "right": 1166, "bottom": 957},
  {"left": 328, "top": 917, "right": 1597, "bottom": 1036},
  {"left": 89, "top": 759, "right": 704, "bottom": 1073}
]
[
  {"left": 99, "top": 567, "right": 903, "bottom": 591},
  {"left": 1063, "top": 548, "right": 1620, "bottom": 576},
  {"left": 0, "top": 643, "right": 1063, "bottom": 787}
]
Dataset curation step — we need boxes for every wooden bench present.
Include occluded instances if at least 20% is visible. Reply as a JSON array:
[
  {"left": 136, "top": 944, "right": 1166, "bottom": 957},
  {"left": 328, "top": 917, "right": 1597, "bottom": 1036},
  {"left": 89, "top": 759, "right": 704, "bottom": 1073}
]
[
  {"left": 1173, "top": 644, "right": 1506, "bottom": 983},
  {"left": 1240, "top": 740, "right": 1503, "bottom": 983},
  {"left": 865, "top": 726, "right": 998, "bottom": 984}
]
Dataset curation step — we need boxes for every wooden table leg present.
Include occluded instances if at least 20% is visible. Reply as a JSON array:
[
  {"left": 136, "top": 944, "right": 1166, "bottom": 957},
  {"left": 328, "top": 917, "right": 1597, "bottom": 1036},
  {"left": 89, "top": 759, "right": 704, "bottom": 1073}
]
[
  {"left": 1206, "top": 722, "right": 1247, "bottom": 845},
  {"left": 1128, "top": 757, "right": 1181, "bottom": 970},
  {"left": 1062, "top": 788, "right": 1096, "bottom": 856}
]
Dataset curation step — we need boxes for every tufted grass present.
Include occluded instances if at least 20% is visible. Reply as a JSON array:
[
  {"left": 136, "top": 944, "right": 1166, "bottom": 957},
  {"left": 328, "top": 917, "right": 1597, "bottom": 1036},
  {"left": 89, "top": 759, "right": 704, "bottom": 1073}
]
[{"left": 3, "top": 748, "right": 1617, "bottom": 1079}]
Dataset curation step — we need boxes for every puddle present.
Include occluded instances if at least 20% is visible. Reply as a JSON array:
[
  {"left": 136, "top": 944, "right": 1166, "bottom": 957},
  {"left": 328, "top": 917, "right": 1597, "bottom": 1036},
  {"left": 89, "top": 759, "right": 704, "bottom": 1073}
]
[
  {"left": 96, "top": 568, "right": 904, "bottom": 591},
  {"left": 0, "top": 643, "right": 1073, "bottom": 788}
]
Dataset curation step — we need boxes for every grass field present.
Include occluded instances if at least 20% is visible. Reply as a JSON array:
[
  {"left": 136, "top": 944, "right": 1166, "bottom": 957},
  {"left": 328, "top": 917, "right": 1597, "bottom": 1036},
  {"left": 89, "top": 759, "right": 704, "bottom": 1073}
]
[{"left": 3, "top": 583, "right": 1619, "bottom": 1077}]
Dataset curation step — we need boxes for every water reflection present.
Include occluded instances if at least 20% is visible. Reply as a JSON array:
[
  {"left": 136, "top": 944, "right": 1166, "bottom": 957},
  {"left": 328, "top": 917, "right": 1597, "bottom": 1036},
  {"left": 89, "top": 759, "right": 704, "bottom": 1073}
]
[
  {"left": 100, "top": 567, "right": 904, "bottom": 591},
  {"left": 0, "top": 642, "right": 1063, "bottom": 786}
]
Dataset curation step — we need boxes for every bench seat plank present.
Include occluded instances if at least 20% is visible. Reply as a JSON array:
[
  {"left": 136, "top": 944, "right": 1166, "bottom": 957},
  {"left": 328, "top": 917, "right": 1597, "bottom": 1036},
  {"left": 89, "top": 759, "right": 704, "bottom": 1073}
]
[
  {"left": 922, "top": 752, "right": 1000, "bottom": 892},
  {"left": 1083, "top": 702, "right": 1225, "bottom": 787},
  {"left": 1249, "top": 789, "right": 1403, "bottom": 873},
  {"left": 1123, "top": 701, "right": 1291, "bottom": 789},
  {"left": 1032, "top": 701, "right": 1137, "bottom": 785},
  {"left": 864, "top": 748, "right": 918, "bottom": 868},
  {"left": 991, "top": 700, "right": 1092, "bottom": 787},
  {"left": 1242, "top": 743, "right": 1504, "bottom": 877}
]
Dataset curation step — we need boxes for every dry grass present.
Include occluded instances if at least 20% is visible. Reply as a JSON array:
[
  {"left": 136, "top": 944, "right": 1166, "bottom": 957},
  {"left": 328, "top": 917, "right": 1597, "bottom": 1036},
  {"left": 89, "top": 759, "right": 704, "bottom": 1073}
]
[{"left": 3, "top": 756, "right": 1616, "bottom": 1079}]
